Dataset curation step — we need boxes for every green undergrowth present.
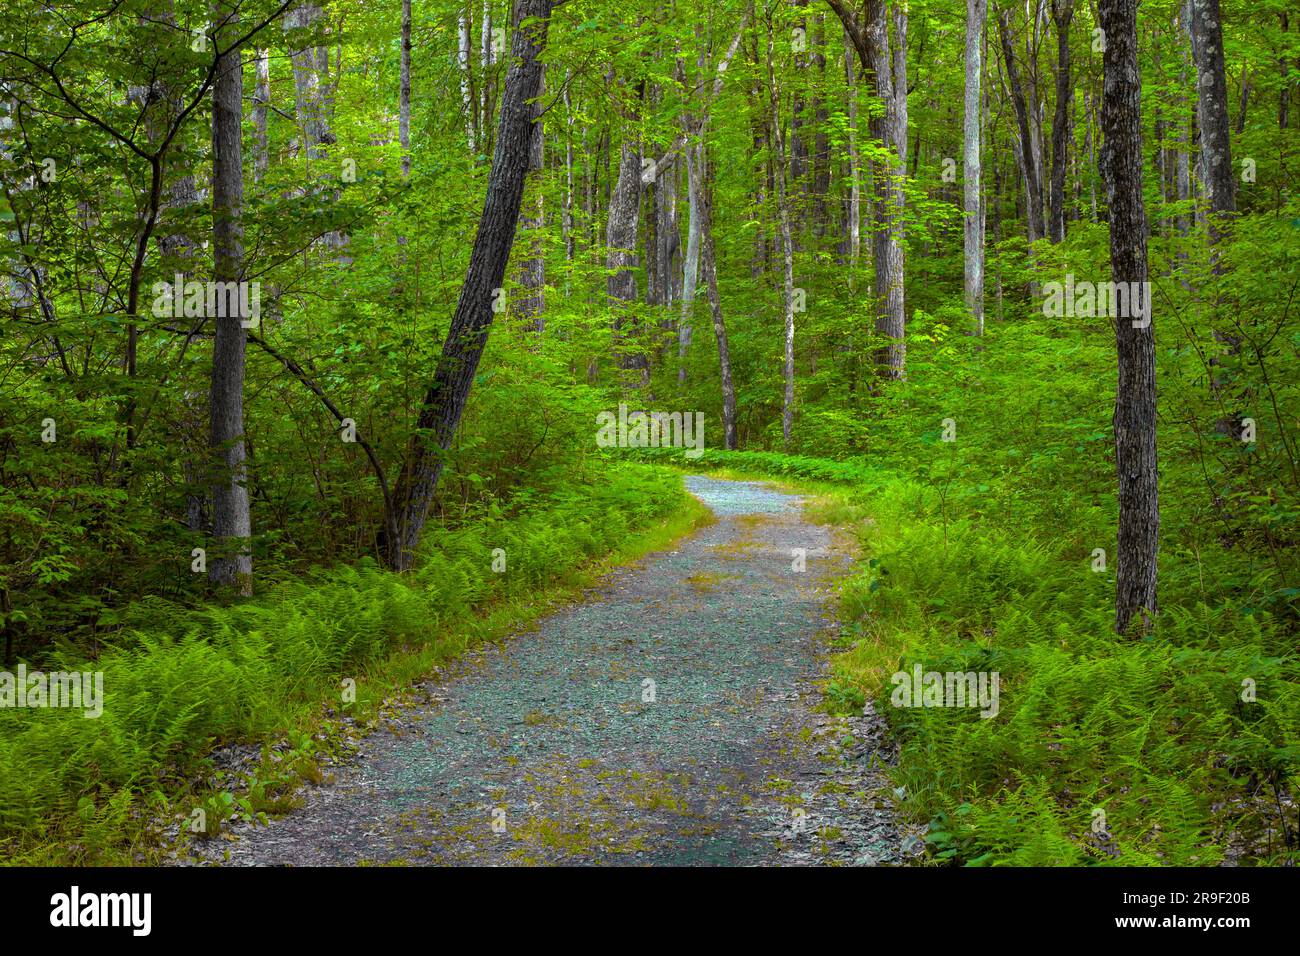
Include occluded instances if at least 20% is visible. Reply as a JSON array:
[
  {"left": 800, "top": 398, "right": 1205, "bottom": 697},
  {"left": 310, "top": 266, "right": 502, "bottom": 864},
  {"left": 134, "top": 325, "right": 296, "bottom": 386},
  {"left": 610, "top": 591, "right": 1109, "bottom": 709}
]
[
  {"left": 0, "top": 464, "right": 705, "bottom": 864},
  {"left": 831, "top": 474, "right": 1298, "bottom": 866},
  {"left": 685, "top": 446, "right": 1299, "bottom": 866}
]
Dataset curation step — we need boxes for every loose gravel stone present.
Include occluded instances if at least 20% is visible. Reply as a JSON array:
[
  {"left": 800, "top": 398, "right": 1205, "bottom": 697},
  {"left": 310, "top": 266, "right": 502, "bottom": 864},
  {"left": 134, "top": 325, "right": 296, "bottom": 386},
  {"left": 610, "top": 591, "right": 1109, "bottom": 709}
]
[{"left": 181, "top": 476, "right": 920, "bottom": 866}]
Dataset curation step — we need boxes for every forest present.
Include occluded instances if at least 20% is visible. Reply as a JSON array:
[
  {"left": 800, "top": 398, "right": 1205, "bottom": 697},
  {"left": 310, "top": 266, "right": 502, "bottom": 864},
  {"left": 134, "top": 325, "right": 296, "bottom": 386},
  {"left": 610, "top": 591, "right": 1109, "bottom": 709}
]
[{"left": 0, "top": 0, "right": 1297, "bottom": 871}]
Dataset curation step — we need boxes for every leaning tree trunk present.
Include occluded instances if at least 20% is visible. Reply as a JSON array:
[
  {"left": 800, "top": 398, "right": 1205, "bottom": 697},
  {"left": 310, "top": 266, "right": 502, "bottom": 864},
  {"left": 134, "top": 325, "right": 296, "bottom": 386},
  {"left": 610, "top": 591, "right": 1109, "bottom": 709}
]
[
  {"left": 209, "top": 1, "right": 253, "bottom": 595},
  {"left": 385, "top": 0, "right": 552, "bottom": 572},
  {"left": 1100, "top": 0, "right": 1158, "bottom": 635},
  {"left": 999, "top": 7, "right": 1047, "bottom": 244},
  {"left": 964, "top": 0, "right": 986, "bottom": 333},
  {"left": 1048, "top": 0, "right": 1073, "bottom": 244}
]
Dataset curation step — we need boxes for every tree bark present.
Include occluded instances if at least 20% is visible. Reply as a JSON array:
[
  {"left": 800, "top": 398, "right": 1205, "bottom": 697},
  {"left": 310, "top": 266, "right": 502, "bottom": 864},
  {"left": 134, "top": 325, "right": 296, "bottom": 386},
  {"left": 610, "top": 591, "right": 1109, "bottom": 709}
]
[
  {"left": 1188, "top": 0, "right": 1242, "bottom": 437},
  {"left": 697, "top": 148, "right": 738, "bottom": 450},
  {"left": 458, "top": 8, "right": 477, "bottom": 153},
  {"left": 513, "top": 66, "right": 545, "bottom": 332},
  {"left": 1099, "top": 0, "right": 1158, "bottom": 635},
  {"left": 1048, "top": 0, "right": 1073, "bottom": 243},
  {"left": 767, "top": 17, "right": 796, "bottom": 445},
  {"left": 845, "top": 39, "right": 861, "bottom": 285},
  {"left": 284, "top": 4, "right": 332, "bottom": 159},
  {"left": 400, "top": 0, "right": 412, "bottom": 178},
  {"left": 1188, "top": 0, "right": 1236, "bottom": 247},
  {"left": 964, "top": 0, "right": 986, "bottom": 333},
  {"left": 607, "top": 134, "right": 647, "bottom": 383},
  {"left": 385, "top": 0, "right": 552, "bottom": 571},
  {"left": 253, "top": 48, "right": 271, "bottom": 182},
  {"left": 679, "top": 141, "right": 701, "bottom": 382},
  {"left": 998, "top": 7, "right": 1046, "bottom": 243},
  {"left": 209, "top": 0, "right": 253, "bottom": 595},
  {"left": 830, "top": 0, "right": 907, "bottom": 379}
]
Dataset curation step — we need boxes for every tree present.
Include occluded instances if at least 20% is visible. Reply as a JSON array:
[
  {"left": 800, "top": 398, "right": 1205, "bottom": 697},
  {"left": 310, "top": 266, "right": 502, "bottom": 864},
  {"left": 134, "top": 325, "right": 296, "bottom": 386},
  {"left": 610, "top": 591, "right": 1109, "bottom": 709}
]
[
  {"left": 767, "top": 13, "right": 797, "bottom": 445},
  {"left": 964, "top": 0, "right": 987, "bottom": 332},
  {"left": 209, "top": 0, "right": 253, "bottom": 594},
  {"left": 1188, "top": 0, "right": 1243, "bottom": 439},
  {"left": 1099, "top": 0, "right": 1158, "bottom": 634},
  {"left": 687, "top": 5, "right": 749, "bottom": 450},
  {"left": 400, "top": 0, "right": 412, "bottom": 179},
  {"left": 829, "top": 0, "right": 908, "bottom": 379},
  {"left": 998, "top": 5, "right": 1046, "bottom": 245},
  {"left": 512, "top": 66, "right": 546, "bottom": 333},
  {"left": 386, "top": 0, "right": 553, "bottom": 572},
  {"left": 1048, "top": 0, "right": 1073, "bottom": 244},
  {"left": 1188, "top": 0, "right": 1236, "bottom": 245}
]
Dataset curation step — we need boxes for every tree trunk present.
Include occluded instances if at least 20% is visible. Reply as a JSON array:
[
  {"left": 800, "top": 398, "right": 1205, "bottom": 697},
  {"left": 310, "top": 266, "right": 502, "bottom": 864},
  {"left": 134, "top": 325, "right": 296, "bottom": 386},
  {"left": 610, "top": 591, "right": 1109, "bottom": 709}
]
[
  {"left": 1188, "top": 0, "right": 1237, "bottom": 246},
  {"left": 964, "top": 0, "right": 986, "bottom": 333},
  {"left": 1099, "top": 0, "right": 1158, "bottom": 635},
  {"left": 998, "top": 7, "right": 1047, "bottom": 243},
  {"left": 513, "top": 66, "right": 545, "bottom": 333},
  {"left": 679, "top": 140, "right": 702, "bottom": 383},
  {"left": 1175, "top": 7, "right": 1192, "bottom": 240},
  {"left": 1234, "top": 64, "right": 1250, "bottom": 135},
  {"left": 767, "top": 18, "right": 796, "bottom": 445},
  {"left": 697, "top": 147, "right": 738, "bottom": 450},
  {"left": 458, "top": 8, "right": 476, "bottom": 153},
  {"left": 481, "top": 0, "right": 495, "bottom": 143},
  {"left": 1048, "top": 0, "right": 1073, "bottom": 243},
  {"left": 284, "top": 4, "right": 345, "bottom": 251},
  {"left": 607, "top": 135, "right": 647, "bottom": 384},
  {"left": 656, "top": 154, "right": 682, "bottom": 309},
  {"left": 831, "top": 0, "right": 907, "bottom": 379},
  {"left": 812, "top": 14, "right": 831, "bottom": 237},
  {"left": 285, "top": 4, "right": 331, "bottom": 159},
  {"left": 845, "top": 39, "right": 861, "bottom": 285},
  {"left": 870, "top": 0, "right": 906, "bottom": 378},
  {"left": 1188, "top": 0, "right": 1242, "bottom": 437},
  {"left": 252, "top": 48, "right": 271, "bottom": 182},
  {"left": 400, "top": 0, "right": 412, "bottom": 178},
  {"left": 209, "top": 1, "right": 253, "bottom": 595},
  {"left": 385, "top": 0, "right": 552, "bottom": 572},
  {"left": 562, "top": 76, "right": 576, "bottom": 264}
]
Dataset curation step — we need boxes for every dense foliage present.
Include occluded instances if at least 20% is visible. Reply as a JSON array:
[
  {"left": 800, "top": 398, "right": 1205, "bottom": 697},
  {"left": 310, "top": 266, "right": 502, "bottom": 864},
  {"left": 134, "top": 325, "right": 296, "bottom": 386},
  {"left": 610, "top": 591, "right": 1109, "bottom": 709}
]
[{"left": 0, "top": 0, "right": 1296, "bottom": 863}]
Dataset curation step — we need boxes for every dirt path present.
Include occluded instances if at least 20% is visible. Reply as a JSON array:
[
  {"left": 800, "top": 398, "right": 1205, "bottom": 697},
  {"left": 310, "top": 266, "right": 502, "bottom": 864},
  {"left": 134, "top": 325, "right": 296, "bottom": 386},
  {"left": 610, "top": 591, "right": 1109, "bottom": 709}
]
[{"left": 184, "top": 476, "right": 917, "bottom": 866}]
